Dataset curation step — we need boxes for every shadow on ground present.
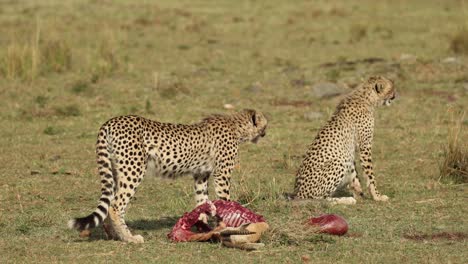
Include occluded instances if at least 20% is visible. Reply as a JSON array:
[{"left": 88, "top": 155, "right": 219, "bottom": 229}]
[
  {"left": 70, "top": 216, "right": 179, "bottom": 242},
  {"left": 128, "top": 216, "right": 179, "bottom": 230}
]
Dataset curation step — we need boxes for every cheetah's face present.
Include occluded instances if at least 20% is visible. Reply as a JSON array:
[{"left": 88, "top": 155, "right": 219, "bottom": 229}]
[
  {"left": 369, "top": 76, "right": 397, "bottom": 106},
  {"left": 243, "top": 109, "right": 268, "bottom": 144}
]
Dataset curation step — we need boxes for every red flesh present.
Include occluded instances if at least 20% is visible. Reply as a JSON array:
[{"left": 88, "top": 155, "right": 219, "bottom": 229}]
[
  {"left": 168, "top": 200, "right": 265, "bottom": 242},
  {"left": 308, "top": 214, "right": 348, "bottom": 236}
]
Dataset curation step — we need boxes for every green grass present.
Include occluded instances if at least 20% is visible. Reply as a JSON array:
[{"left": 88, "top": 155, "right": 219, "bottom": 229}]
[
  {"left": 439, "top": 111, "right": 468, "bottom": 184},
  {"left": 0, "top": 0, "right": 467, "bottom": 263}
]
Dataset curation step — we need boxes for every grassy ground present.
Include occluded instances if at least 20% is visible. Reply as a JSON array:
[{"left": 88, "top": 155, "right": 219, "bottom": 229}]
[{"left": 0, "top": 0, "right": 467, "bottom": 263}]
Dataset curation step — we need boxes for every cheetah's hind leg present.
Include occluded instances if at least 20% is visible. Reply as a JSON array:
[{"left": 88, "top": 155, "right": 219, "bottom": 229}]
[
  {"left": 106, "top": 206, "right": 144, "bottom": 243},
  {"left": 323, "top": 161, "right": 357, "bottom": 205},
  {"left": 104, "top": 151, "right": 147, "bottom": 243}
]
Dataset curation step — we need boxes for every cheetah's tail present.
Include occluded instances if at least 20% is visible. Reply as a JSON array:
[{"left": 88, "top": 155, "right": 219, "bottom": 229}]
[{"left": 68, "top": 125, "right": 115, "bottom": 231}]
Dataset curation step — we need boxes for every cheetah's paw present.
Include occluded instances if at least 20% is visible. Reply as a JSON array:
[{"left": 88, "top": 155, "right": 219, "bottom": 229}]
[
  {"left": 339, "top": 197, "right": 357, "bottom": 205},
  {"left": 126, "top": 234, "right": 145, "bottom": 244},
  {"left": 328, "top": 197, "right": 356, "bottom": 205},
  {"left": 374, "top": 194, "right": 389, "bottom": 202}
]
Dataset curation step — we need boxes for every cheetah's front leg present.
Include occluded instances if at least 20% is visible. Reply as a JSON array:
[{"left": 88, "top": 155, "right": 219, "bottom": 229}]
[
  {"left": 106, "top": 152, "right": 147, "bottom": 243},
  {"left": 359, "top": 145, "right": 388, "bottom": 202},
  {"left": 213, "top": 167, "right": 233, "bottom": 202},
  {"left": 193, "top": 172, "right": 215, "bottom": 224},
  {"left": 349, "top": 161, "right": 364, "bottom": 198}
]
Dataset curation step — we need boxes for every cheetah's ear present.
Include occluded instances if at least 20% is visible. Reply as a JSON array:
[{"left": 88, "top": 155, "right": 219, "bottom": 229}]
[{"left": 244, "top": 109, "right": 257, "bottom": 126}]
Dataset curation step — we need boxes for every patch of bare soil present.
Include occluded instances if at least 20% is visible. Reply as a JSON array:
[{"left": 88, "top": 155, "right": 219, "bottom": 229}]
[
  {"left": 319, "top": 57, "right": 385, "bottom": 68},
  {"left": 403, "top": 232, "right": 468, "bottom": 242},
  {"left": 271, "top": 99, "right": 313, "bottom": 107}
]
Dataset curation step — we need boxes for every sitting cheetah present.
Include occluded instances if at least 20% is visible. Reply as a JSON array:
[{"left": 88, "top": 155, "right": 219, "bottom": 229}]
[
  {"left": 293, "top": 76, "right": 396, "bottom": 204},
  {"left": 68, "top": 109, "right": 268, "bottom": 243}
]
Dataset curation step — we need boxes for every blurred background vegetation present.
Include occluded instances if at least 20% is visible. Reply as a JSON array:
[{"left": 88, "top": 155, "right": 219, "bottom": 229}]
[{"left": 0, "top": 0, "right": 466, "bottom": 263}]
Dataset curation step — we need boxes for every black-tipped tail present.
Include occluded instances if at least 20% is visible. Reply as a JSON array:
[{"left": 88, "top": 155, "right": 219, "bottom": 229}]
[
  {"left": 69, "top": 124, "right": 115, "bottom": 232},
  {"left": 68, "top": 210, "right": 105, "bottom": 231},
  {"left": 283, "top": 192, "right": 296, "bottom": 200}
]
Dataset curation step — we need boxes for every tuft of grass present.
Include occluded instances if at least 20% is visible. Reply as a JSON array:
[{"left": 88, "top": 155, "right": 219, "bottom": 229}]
[
  {"left": 145, "top": 99, "right": 154, "bottom": 114},
  {"left": 15, "top": 223, "right": 32, "bottom": 235},
  {"left": 70, "top": 80, "right": 91, "bottom": 94},
  {"left": 2, "top": 44, "right": 35, "bottom": 80},
  {"left": 450, "top": 28, "right": 468, "bottom": 55},
  {"left": 281, "top": 150, "right": 300, "bottom": 170},
  {"left": 120, "top": 105, "right": 140, "bottom": 115},
  {"left": 266, "top": 213, "right": 333, "bottom": 247},
  {"left": 235, "top": 173, "right": 262, "bottom": 205},
  {"left": 1, "top": 34, "right": 72, "bottom": 80},
  {"left": 326, "top": 69, "right": 340, "bottom": 81},
  {"left": 177, "top": 44, "right": 191, "bottom": 50},
  {"left": 43, "top": 126, "right": 62, "bottom": 135},
  {"left": 55, "top": 104, "right": 81, "bottom": 117},
  {"left": 439, "top": 111, "right": 468, "bottom": 184},
  {"left": 41, "top": 39, "right": 72, "bottom": 73},
  {"left": 158, "top": 81, "right": 190, "bottom": 99},
  {"left": 0, "top": 18, "right": 72, "bottom": 80},
  {"left": 91, "top": 33, "right": 121, "bottom": 80},
  {"left": 374, "top": 26, "right": 393, "bottom": 39},
  {"left": 96, "top": 44, "right": 119, "bottom": 73},
  {"left": 34, "top": 95, "right": 48, "bottom": 108},
  {"left": 349, "top": 24, "right": 367, "bottom": 43},
  {"left": 235, "top": 175, "right": 284, "bottom": 206}
]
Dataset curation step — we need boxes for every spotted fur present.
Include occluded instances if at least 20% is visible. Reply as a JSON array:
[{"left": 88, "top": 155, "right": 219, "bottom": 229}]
[
  {"left": 293, "top": 76, "right": 396, "bottom": 204},
  {"left": 68, "top": 109, "right": 267, "bottom": 243}
]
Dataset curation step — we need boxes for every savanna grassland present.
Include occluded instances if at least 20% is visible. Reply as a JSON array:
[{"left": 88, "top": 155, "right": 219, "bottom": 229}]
[{"left": 0, "top": 0, "right": 467, "bottom": 263}]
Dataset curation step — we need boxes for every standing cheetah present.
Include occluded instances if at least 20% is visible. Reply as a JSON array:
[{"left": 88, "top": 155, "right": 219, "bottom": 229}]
[
  {"left": 293, "top": 76, "right": 396, "bottom": 204},
  {"left": 68, "top": 109, "right": 267, "bottom": 243}
]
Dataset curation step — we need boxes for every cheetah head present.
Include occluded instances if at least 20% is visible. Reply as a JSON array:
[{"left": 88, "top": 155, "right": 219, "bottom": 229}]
[
  {"left": 367, "top": 76, "right": 397, "bottom": 106},
  {"left": 239, "top": 109, "right": 268, "bottom": 143}
]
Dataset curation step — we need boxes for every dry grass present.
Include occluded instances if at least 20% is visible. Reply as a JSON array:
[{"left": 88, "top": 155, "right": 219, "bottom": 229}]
[
  {"left": 90, "top": 30, "right": 122, "bottom": 81},
  {"left": 266, "top": 209, "right": 327, "bottom": 246},
  {"left": 349, "top": 24, "right": 367, "bottom": 43},
  {"left": 41, "top": 39, "right": 72, "bottom": 73},
  {"left": 0, "top": 26, "right": 119, "bottom": 82},
  {"left": 450, "top": 28, "right": 468, "bottom": 55},
  {"left": 1, "top": 35, "right": 71, "bottom": 80},
  {"left": 3, "top": 44, "right": 28, "bottom": 79},
  {"left": 439, "top": 111, "right": 468, "bottom": 184}
]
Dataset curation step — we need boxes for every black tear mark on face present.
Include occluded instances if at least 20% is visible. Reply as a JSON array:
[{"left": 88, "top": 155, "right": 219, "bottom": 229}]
[
  {"left": 251, "top": 112, "right": 257, "bottom": 127},
  {"left": 374, "top": 83, "right": 383, "bottom": 94}
]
